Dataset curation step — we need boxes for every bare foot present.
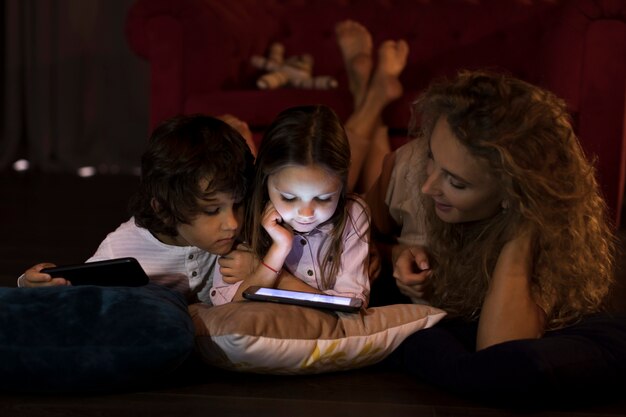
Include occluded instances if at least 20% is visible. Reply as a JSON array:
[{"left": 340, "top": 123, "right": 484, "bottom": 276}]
[
  {"left": 335, "top": 20, "right": 373, "bottom": 108},
  {"left": 369, "top": 39, "right": 409, "bottom": 106}
]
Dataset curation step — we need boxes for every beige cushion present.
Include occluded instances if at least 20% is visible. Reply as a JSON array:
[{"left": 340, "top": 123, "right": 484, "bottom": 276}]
[{"left": 190, "top": 301, "right": 446, "bottom": 374}]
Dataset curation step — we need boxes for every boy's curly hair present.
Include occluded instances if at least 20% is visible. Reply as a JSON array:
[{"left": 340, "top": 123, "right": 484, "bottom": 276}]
[{"left": 129, "top": 114, "right": 255, "bottom": 236}]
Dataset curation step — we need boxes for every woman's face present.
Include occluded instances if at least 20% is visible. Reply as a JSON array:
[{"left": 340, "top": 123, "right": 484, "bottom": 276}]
[
  {"left": 267, "top": 164, "right": 342, "bottom": 233},
  {"left": 421, "top": 116, "right": 505, "bottom": 223}
]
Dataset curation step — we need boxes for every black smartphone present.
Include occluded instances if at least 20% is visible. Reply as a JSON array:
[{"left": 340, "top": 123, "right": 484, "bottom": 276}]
[
  {"left": 242, "top": 286, "right": 363, "bottom": 313},
  {"left": 40, "top": 257, "right": 150, "bottom": 287}
]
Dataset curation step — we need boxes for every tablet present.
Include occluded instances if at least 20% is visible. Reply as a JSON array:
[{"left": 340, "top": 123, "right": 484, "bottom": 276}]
[
  {"left": 40, "top": 257, "right": 150, "bottom": 287},
  {"left": 242, "top": 286, "right": 362, "bottom": 313}
]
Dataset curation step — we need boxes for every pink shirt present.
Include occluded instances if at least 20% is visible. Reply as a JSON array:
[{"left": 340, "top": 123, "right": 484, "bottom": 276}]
[{"left": 210, "top": 196, "right": 371, "bottom": 306}]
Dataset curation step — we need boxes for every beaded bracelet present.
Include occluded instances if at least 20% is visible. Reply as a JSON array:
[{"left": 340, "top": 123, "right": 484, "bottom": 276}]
[{"left": 261, "top": 260, "right": 279, "bottom": 274}]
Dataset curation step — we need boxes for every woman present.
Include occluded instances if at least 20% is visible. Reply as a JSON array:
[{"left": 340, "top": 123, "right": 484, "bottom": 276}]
[{"left": 367, "top": 70, "right": 625, "bottom": 405}]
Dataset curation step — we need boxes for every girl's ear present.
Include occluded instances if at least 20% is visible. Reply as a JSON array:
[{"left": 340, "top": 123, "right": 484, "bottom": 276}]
[{"left": 501, "top": 199, "right": 510, "bottom": 210}]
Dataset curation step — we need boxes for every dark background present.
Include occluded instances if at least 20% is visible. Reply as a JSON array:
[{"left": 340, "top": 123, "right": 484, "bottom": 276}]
[{"left": 0, "top": 1, "right": 624, "bottom": 314}]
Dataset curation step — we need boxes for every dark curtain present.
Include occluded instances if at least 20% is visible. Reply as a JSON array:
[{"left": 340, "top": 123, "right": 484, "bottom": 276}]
[{"left": 1, "top": 0, "right": 148, "bottom": 174}]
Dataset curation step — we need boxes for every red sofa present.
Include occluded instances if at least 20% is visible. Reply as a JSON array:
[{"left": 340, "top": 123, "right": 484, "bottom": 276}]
[{"left": 125, "top": 0, "right": 626, "bottom": 226}]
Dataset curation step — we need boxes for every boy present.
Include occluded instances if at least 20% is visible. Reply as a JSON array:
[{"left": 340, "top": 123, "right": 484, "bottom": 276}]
[{"left": 19, "top": 114, "right": 254, "bottom": 304}]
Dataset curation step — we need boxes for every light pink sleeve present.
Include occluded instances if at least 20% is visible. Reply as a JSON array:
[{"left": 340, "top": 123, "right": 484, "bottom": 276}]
[{"left": 209, "top": 260, "right": 244, "bottom": 305}]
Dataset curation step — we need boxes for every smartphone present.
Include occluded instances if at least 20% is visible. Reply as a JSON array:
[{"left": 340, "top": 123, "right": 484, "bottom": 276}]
[
  {"left": 40, "top": 257, "right": 150, "bottom": 287},
  {"left": 242, "top": 286, "right": 363, "bottom": 313}
]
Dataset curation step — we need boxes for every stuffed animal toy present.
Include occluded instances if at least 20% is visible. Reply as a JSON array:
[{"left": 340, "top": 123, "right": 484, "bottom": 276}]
[{"left": 250, "top": 42, "right": 338, "bottom": 90}]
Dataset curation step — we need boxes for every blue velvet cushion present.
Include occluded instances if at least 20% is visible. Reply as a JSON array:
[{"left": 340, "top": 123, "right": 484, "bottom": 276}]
[{"left": 0, "top": 283, "right": 194, "bottom": 392}]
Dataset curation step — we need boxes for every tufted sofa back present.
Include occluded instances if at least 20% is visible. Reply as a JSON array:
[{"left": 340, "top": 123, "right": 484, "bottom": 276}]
[{"left": 126, "top": 0, "right": 626, "bottom": 225}]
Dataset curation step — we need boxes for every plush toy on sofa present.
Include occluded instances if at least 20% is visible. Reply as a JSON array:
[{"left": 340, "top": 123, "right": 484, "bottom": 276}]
[{"left": 250, "top": 42, "right": 338, "bottom": 90}]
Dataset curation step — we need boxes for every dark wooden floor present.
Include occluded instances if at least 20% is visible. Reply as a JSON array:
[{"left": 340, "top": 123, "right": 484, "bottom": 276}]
[
  {"left": 3, "top": 365, "right": 626, "bottom": 417},
  {"left": 2, "top": 169, "right": 626, "bottom": 417}
]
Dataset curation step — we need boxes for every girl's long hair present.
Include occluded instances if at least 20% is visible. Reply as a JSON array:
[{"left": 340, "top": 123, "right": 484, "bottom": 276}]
[
  {"left": 411, "top": 70, "right": 615, "bottom": 328},
  {"left": 245, "top": 105, "right": 359, "bottom": 289}
]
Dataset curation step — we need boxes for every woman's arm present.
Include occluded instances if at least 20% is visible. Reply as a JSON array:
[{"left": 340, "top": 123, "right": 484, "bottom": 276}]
[{"left": 477, "top": 229, "right": 546, "bottom": 350}]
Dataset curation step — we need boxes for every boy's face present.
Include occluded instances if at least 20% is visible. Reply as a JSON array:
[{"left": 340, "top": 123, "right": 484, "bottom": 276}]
[{"left": 171, "top": 191, "right": 243, "bottom": 255}]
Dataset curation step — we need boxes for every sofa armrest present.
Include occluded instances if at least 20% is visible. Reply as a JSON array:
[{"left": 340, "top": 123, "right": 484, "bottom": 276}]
[
  {"left": 578, "top": 20, "right": 626, "bottom": 226},
  {"left": 537, "top": 0, "right": 626, "bottom": 226}
]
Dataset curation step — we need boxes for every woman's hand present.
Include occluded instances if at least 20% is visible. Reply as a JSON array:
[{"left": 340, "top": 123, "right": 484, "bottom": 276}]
[
  {"left": 20, "top": 263, "right": 71, "bottom": 287},
  {"left": 218, "top": 243, "right": 259, "bottom": 284},
  {"left": 392, "top": 245, "right": 431, "bottom": 301}
]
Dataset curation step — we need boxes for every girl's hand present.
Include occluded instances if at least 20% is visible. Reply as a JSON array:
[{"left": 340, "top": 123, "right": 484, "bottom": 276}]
[
  {"left": 21, "top": 263, "right": 71, "bottom": 287},
  {"left": 218, "top": 243, "right": 259, "bottom": 284},
  {"left": 261, "top": 201, "right": 293, "bottom": 250},
  {"left": 392, "top": 245, "right": 431, "bottom": 300}
]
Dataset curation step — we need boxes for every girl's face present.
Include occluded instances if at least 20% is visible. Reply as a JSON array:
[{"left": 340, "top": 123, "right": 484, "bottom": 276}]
[
  {"left": 267, "top": 164, "right": 343, "bottom": 233},
  {"left": 421, "top": 116, "right": 504, "bottom": 223}
]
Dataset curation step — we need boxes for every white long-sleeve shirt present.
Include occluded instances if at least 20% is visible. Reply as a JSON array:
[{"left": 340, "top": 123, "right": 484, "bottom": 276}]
[{"left": 86, "top": 218, "right": 218, "bottom": 304}]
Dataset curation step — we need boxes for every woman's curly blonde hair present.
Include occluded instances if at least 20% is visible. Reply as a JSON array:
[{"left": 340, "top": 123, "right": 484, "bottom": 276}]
[{"left": 411, "top": 70, "right": 615, "bottom": 329}]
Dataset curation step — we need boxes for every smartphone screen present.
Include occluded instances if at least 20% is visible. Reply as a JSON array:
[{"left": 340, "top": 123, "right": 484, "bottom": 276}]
[{"left": 242, "top": 286, "right": 362, "bottom": 313}]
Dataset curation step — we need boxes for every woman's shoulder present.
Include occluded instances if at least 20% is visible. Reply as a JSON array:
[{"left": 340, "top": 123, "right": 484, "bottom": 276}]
[{"left": 391, "top": 139, "right": 423, "bottom": 182}]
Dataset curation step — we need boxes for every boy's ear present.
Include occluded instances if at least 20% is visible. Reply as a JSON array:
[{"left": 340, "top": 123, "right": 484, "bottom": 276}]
[{"left": 150, "top": 198, "right": 161, "bottom": 214}]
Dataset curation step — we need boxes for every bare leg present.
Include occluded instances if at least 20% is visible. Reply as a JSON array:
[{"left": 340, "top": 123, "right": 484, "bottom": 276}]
[
  {"left": 359, "top": 125, "right": 391, "bottom": 192},
  {"left": 345, "top": 39, "right": 409, "bottom": 193}
]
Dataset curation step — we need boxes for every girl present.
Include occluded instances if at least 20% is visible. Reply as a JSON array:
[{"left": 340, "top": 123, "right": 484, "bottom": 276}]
[{"left": 210, "top": 105, "right": 371, "bottom": 307}]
